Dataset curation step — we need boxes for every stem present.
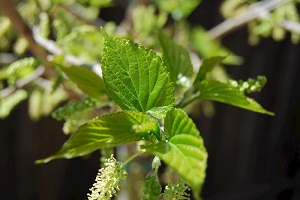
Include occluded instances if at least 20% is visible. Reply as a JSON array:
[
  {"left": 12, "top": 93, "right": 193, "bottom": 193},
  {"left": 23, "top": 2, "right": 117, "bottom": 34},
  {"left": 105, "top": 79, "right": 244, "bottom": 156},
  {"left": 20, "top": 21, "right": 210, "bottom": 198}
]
[
  {"left": 208, "top": 0, "right": 292, "bottom": 40},
  {"left": 279, "top": 20, "right": 300, "bottom": 34},
  {"left": 154, "top": 165, "right": 159, "bottom": 176},
  {"left": 180, "top": 95, "right": 200, "bottom": 108},
  {"left": 121, "top": 150, "right": 145, "bottom": 168}
]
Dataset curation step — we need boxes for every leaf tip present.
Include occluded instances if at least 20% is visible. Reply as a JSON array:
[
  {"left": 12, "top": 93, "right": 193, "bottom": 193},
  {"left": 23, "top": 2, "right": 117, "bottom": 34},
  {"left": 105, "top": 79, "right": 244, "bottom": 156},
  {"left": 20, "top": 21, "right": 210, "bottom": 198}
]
[
  {"left": 266, "top": 111, "right": 275, "bottom": 116},
  {"left": 35, "top": 157, "right": 51, "bottom": 164},
  {"left": 100, "top": 27, "right": 108, "bottom": 38}
]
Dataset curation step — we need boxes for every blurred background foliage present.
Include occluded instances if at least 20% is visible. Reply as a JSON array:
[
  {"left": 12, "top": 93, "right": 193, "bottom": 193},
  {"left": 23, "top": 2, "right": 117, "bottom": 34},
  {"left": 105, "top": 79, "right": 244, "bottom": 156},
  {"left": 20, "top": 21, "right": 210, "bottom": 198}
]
[{"left": 1, "top": 0, "right": 300, "bottom": 199}]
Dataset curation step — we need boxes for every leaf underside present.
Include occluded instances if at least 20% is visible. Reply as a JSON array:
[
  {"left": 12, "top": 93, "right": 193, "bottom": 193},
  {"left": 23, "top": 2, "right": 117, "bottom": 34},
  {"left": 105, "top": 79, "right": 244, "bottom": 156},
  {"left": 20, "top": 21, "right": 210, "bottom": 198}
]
[
  {"left": 198, "top": 80, "right": 274, "bottom": 115},
  {"left": 36, "top": 111, "right": 159, "bottom": 163},
  {"left": 60, "top": 65, "right": 105, "bottom": 99},
  {"left": 145, "top": 134, "right": 207, "bottom": 198}
]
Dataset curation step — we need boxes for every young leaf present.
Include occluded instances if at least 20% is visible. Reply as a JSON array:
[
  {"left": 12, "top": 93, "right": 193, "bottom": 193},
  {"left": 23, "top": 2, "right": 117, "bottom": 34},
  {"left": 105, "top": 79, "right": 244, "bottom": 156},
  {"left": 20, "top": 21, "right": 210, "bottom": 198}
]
[
  {"left": 144, "top": 134, "right": 207, "bottom": 199},
  {"left": 164, "top": 108, "right": 199, "bottom": 140},
  {"left": 0, "top": 89, "right": 27, "bottom": 118},
  {"left": 194, "top": 56, "right": 225, "bottom": 85},
  {"left": 142, "top": 174, "right": 162, "bottom": 200},
  {"left": 158, "top": 31, "right": 193, "bottom": 83},
  {"left": 36, "top": 111, "right": 160, "bottom": 163},
  {"left": 147, "top": 105, "right": 173, "bottom": 119},
  {"left": 59, "top": 65, "right": 105, "bottom": 99},
  {"left": 133, "top": 5, "right": 167, "bottom": 42},
  {"left": 101, "top": 29, "right": 174, "bottom": 112},
  {"left": 58, "top": 25, "right": 104, "bottom": 62},
  {"left": 198, "top": 80, "right": 274, "bottom": 115}
]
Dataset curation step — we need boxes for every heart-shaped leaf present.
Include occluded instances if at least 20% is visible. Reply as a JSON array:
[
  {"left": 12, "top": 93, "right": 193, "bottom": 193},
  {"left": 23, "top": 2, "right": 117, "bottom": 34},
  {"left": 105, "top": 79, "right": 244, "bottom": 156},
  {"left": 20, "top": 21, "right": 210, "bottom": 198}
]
[{"left": 101, "top": 29, "right": 175, "bottom": 112}]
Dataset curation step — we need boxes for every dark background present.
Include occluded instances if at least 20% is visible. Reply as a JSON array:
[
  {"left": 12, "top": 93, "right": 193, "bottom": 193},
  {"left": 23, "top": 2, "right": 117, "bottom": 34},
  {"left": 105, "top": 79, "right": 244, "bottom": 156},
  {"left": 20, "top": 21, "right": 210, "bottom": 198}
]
[{"left": 1, "top": 1, "right": 300, "bottom": 199}]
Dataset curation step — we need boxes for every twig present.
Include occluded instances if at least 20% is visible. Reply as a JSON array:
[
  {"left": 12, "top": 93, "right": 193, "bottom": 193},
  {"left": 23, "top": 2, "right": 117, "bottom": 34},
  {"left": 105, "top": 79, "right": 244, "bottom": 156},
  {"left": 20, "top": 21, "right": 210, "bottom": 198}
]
[
  {"left": 32, "top": 27, "right": 102, "bottom": 76},
  {"left": 279, "top": 20, "right": 300, "bottom": 34},
  {"left": 208, "top": 0, "right": 292, "bottom": 40}
]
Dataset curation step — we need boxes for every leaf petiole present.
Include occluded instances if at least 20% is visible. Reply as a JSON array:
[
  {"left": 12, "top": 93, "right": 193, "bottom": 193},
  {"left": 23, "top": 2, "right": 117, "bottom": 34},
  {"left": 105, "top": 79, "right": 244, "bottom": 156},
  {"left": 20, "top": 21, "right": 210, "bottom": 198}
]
[{"left": 121, "top": 150, "right": 146, "bottom": 168}]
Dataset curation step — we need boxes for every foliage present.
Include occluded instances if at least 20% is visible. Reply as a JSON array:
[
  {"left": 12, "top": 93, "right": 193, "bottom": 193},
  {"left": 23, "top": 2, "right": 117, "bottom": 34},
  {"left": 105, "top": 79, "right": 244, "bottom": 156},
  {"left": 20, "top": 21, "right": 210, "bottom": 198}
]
[
  {"left": 221, "top": 0, "right": 300, "bottom": 45},
  {"left": 142, "top": 174, "right": 162, "bottom": 200},
  {"left": 0, "top": 0, "right": 283, "bottom": 199}
]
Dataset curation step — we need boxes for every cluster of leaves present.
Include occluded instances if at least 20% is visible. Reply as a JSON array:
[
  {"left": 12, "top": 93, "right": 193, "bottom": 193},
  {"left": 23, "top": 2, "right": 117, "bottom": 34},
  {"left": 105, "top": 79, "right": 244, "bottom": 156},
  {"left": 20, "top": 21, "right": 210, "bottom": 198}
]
[
  {"left": 143, "top": 174, "right": 190, "bottom": 200},
  {"left": 36, "top": 29, "right": 273, "bottom": 199},
  {"left": 52, "top": 96, "right": 99, "bottom": 134},
  {"left": 0, "top": 0, "right": 244, "bottom": 120},
  {"left": 0, "top": 0, "right": 112, "bottom": 120},
  {"left": 221, "top": 0, "right": 300, "bottom": 45},
  {"left": 0, "top": 57, "right": 68, "bottom": 118},
  {"left": 0, "top": 0, "right": 277, "bottom": 199}
]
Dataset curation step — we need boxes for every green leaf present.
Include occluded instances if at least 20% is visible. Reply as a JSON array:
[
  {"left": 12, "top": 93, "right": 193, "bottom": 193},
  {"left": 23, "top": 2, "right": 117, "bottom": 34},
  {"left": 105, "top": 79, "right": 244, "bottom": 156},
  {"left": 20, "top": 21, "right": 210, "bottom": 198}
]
[
  {"left": 0, "top": 89, "right": 27, "bottom": 118},
  {"left": 101, "top": 29, "right": 175, "bottom": 112},
  {"left": 165, "top": 108, "right": 199, "bottom": 140},
  {"left": 158, "top": 31, "right": 193, "bottom": 83},
  {"left": 133, "top": 5, "right": 167, "bottom": 41},
  {"left": 59, "top": 65, "right": 105, "bottom": 99},
  {"left": 198, "top": 80, "right": 274, "bottom": 115},
  {"left": 52, "top": 97, "right": 97, "bottom": 121},
  {"left": 58, "top": 26, "right": 103, "bottom": 62},
  {"left": 192, "top": 27, "right": 243, "bottom": 65},
  {"left": 194, "top": 56, "right": 225, "bottom": 85},
  {"left": 147, "top": 105, "right": 173, "bottom": 119},
  {"left": 142, "top": 174, "right": 162, "bottom": 200},
  {"left": 145, "top": 134, "right": 207, "bottom": 199},
  {"left": 36, "top": 111, "right": 160, "bottom": 163},
  {"left": 154, "top": 0, "right": 202, "bottom": 20}
]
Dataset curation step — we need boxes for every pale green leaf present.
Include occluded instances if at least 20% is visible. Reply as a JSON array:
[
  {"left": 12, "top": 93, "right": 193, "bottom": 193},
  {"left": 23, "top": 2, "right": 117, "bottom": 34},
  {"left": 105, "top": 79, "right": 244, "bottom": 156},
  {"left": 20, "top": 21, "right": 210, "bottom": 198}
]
[
  {"left": 198, "top": 80, "right": 274, "bottom": 115},
  {"left": 154, "top": 0, "right": 202, "bottom": 20},
  {"left": 142, "top": 174, "right": 162, "bottom": 200},
  {"left": 192, "top": 27, "right": 243, "bottom": 65},
  {"left": 194, "top": 56, "right": 225, "bottom": 85},
  {"left": 58, "top": 26, "right": 103, "bottom": 62},
  {"left": 147, "top": 106, "right": 173, "bottom": 119},
  {"left": 0, "top": 89, "right": 27, "bottom": 118},
  {"left": 60, "top": 65, "right": 105, "bottom": 99},
  {"left": 133, "top": 5, "right": 167, "bottom": 41},
  {"left": 165, "top": 108, "right": 199, "bottom": 139},
  {"left": 36, "top": 111, "right": 160, "bottom": 163},
  {"left": 158, "top": 31, "right": 193, "bottom": 83},
  {"left": 145, "top": 134, "right": 207, "bottom": 199},
  {"left": 101, "top": 29, "right": 175, "bottom": 112},
  {"left": 28, "top": 90, "right": 43, "bottom": 121}
]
